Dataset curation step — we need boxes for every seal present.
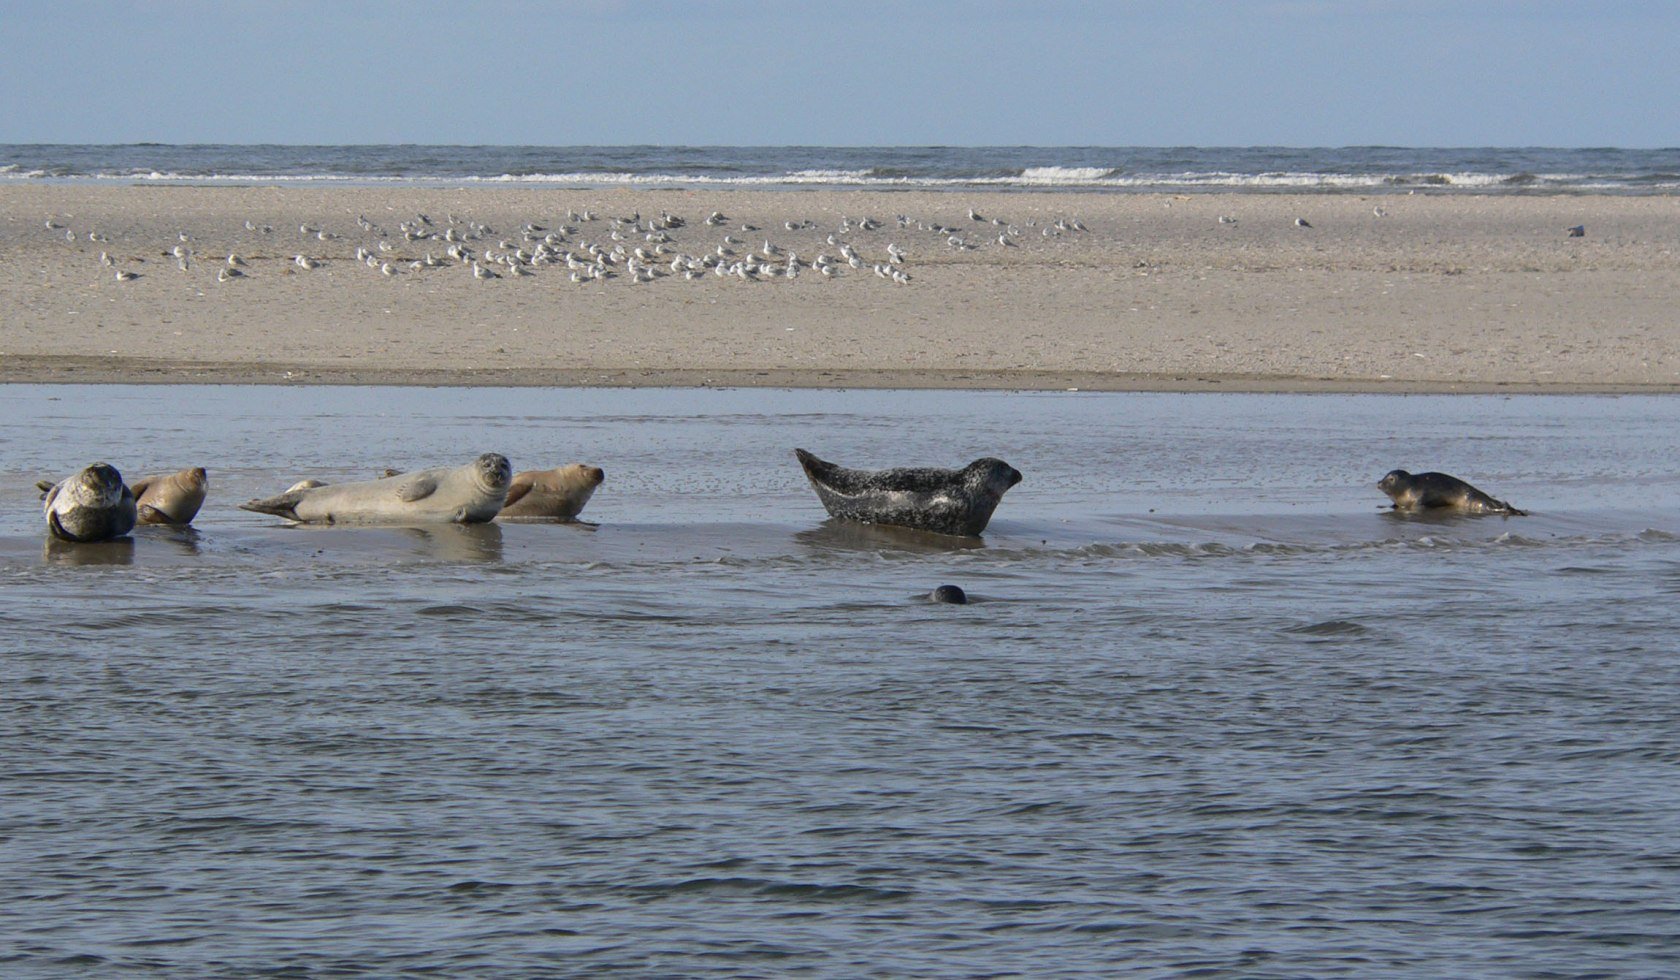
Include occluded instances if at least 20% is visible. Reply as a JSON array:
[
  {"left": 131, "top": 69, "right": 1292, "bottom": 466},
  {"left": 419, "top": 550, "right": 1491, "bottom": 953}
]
[
  {"left": 40, "top": 462, "right": 138, "bottom": 542},
  {"left": 130, "top": 467, "right": 208, "bottom": 525},
  {"left": 930, "top": 584, "right": 969, "bottom": 604},
  {"left": 1378, "top": 469, "right": 1527, "bottom": 516},
  {"left": 794, "top": 448, "right": 1022, "bottom": 537},
  {"left": 496, "top": 464, "right": 605, "bottom": 521},
  {"left": 240, "top": 453, "right": 512, "bottom": 525}
]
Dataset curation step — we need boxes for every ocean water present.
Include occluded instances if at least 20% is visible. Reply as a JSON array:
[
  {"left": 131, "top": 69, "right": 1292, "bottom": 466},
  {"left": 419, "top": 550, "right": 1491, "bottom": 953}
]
[
  {"left": 3, "top": 144, "right": 1679, "bottom": 194},
  {"left": 3, "top": 385, "right": 1679, "bottom": 975}
]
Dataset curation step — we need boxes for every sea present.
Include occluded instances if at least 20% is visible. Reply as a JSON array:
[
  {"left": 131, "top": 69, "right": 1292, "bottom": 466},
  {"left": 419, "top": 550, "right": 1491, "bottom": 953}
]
[
  {"left": 3, "top": 384, "right": 1680, "bottom": 976},
  {"left": 3, "top": 144, "right": 1680, "bottom": 195}
]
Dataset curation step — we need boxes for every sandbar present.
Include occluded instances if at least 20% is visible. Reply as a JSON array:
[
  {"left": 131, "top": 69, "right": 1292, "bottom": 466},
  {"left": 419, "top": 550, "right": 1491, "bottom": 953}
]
[{"left": 3, "top": 184, "right": 1677, "bottom": 392}]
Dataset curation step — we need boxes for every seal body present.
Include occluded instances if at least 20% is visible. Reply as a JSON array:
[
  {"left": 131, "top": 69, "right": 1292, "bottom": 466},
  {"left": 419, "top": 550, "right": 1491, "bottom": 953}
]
[
  {"left": 131, "top": 467, "right": 209, "bottom": 525},
  {"left": 1378, "top": 469, "right": 1526, "bottom": 516},
  {"left": 497, "top": 464, "right": 605, "bottom": 521},
  {"left": 240, "top": 453, "right": 512, "bottom": 525},
  {"left": 795, "top": 448, "right": 1022, "bottom": 537},
  {"left": 42, "top": 462, "right": 137, "bottom": 542}
]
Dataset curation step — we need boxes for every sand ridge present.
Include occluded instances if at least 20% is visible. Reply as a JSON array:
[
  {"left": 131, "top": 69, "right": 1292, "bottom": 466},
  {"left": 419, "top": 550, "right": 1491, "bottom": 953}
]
[{"left": 3, "top": 184, "right": 1678, "bottom": 391}]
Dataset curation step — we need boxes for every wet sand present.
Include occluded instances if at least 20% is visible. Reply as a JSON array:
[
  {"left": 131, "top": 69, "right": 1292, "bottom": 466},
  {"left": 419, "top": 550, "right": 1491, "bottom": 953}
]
[{"left": 3, "top": 185, "right": 1678, "bottom": 391}]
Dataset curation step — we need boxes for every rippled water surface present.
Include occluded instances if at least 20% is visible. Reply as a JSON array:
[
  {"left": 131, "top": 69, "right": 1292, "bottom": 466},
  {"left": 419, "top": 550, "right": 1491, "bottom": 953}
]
[{"left": 4, "top": 386, "right": 1680, "bottom": 976}]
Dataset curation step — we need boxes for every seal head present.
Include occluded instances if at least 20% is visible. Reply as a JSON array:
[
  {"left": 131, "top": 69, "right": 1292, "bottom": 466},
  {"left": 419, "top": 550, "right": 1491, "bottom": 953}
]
[{"left": 795, "top": 449, "right": 1022, "bottom": 537}]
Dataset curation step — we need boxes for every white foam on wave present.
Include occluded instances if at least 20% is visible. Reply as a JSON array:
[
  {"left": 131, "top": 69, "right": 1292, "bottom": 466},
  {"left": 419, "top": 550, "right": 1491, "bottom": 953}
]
[
  {"left": 5, "top": 165, "right": 1674, "bottom": 193},
  {"left": 1018, "top": 166, "right": 1115, "bottom": 183}
]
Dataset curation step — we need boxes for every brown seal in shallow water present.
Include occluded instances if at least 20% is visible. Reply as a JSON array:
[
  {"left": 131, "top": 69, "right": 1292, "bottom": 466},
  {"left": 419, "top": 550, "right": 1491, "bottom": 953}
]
[
  {"left": 497, "top": 464, "right": 605, "bottom": 521},
  {"left": 131, "top": 467, "right": 208, "bottom": 525},
  {"left": 1377, "top": 469, "right": 1527, "bottom": 516}
]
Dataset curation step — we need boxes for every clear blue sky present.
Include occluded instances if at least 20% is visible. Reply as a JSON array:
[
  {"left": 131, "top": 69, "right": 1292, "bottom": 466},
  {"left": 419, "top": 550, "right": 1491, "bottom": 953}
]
[{"left": 3, "top": 0, "right": 1675, "bottom": 147}]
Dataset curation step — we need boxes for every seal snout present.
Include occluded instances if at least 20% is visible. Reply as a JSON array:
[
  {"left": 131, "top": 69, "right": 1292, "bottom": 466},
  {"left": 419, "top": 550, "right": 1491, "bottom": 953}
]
[{"left": 587, "top": 466, "right": 605, "bottom": 486}]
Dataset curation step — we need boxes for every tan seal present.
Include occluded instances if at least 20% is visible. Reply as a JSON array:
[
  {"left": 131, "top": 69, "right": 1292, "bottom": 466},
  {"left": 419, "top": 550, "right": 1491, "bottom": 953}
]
[
  {"left": 240, "top": 453, "right": 512, "bottom": 525},
  {"left": 131, "top": 467, "right": 209, "bottom": 525},
  {"left": 496, "top": 464, "right": 605, "bottom": 521}
]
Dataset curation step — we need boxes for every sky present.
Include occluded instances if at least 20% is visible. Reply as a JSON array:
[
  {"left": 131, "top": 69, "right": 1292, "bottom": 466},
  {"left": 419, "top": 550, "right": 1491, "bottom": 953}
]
[{"left": 2, "top": 0, "right": 1676, "bottom": 147}]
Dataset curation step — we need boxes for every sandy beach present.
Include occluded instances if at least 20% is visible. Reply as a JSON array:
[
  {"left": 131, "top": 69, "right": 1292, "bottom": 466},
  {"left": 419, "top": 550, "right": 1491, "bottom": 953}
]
[{"left": 3, "top": 184, "right": 1677, "bottom": 391}]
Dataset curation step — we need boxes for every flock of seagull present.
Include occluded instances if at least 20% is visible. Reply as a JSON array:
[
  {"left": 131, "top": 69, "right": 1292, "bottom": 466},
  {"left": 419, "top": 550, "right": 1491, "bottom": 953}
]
[{"left": 45, "top": 204, "right": 1094, "bottom": 290}]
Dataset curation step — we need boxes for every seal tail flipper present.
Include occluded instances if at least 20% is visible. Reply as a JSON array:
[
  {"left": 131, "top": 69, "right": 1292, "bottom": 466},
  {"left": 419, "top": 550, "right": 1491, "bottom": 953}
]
[
  {"left": 1503, "top": 503, "right": 1528, "bottom": 517},
  {"left": 35, "top": 479, "right": 55, "bottom": 497},
  {"left": 239, "top": 491, "right": 304, "bottom": 521}
]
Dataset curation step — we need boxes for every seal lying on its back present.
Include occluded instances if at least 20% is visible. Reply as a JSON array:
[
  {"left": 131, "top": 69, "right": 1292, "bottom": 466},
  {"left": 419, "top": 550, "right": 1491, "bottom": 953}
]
[
  {"left": 40, "top": 462, "right": 137, "bottom": 542},
  {"left": 240, "top": 453, "right": 512, "bottom": 525},
  {"left": 1378, "top": 469, "right": 1527, "bottom": 516},
  {"left": 131, "top": 467, "right": 208, "bottom": 525},
  {"left": 497, "top": 464, "right": 605, "bottom": 521},
  {"left": 795, "top": 448, "right": 1022, "bottom": 537}
]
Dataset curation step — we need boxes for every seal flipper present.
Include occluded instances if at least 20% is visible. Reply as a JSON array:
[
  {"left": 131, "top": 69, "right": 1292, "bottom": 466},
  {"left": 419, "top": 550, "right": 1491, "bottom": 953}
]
[
  {"left": 501, "top": 472, "right": 536, "bottom": 510},
  {"left": 36, "top": 479, "right": 56, "bottom": 497},
  {"left": 129, "top": 476, "right": 155, "bottom": 498},
  {"left": 138, "top": 503, "right": 174, "bottom": 525},
  {"left": 396, "top": 475, "right": 439, "bottom": 503},
  {"left": 239, "top": 491, "right": 304, "bottom": 521},
  {"left": 47, "top": 508, "right": 76, "bottom": 541}
]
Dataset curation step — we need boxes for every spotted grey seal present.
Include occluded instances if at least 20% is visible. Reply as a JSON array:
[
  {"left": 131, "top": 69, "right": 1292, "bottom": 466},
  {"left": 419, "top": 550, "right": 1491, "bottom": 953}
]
[
  {"left": 130, "top": 467, "right": 209, "bottom": 525},
  {"left": 1378, "top": 469, "right": 1527, "bottom": 516},
  {"left": 40, "top": 462, "right": 138, "bottom": 542},
  {"left": 240, "top": 453, "right": 512, "bottom": 525},
  {"left": 930, "top": 584, "right": 969, "bottom": 604},
  {"left": 497, "top": 464, "right": 605, "bottom": 522},
  {"left": 794, "top": 448, "right": 1022, "bottom": 537}
]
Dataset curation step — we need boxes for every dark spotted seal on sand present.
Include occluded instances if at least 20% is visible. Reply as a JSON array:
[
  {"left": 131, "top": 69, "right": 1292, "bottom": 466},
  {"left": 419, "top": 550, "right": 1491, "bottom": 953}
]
[
  {"left": 1378, "top": 469, "right": 1527, "bottom": 516},
  {"left": 240, "top": 453, "right": 512, "bottom": 525},
  {"left": 795, "top": 448, "right": 1022, "bottom": 537},
  {"left": 40, "top": 462, "right": 138, "bottom": 542},
  {"left": 131, "top": 467, "right": 209, "bottom": 525}
]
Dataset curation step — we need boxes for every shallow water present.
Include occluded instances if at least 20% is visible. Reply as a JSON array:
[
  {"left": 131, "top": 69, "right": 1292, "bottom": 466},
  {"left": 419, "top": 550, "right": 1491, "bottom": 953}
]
[{"left": 3, "top": 386, "right": 1680, "bottom": 976}]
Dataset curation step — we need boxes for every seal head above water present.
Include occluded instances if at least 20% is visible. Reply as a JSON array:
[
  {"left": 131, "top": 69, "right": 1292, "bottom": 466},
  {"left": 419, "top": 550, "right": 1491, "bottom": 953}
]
[
  {"left": 1378, "top": 469, "right": 1527, "bottom": 516},
  {"left": 131, "top": 467, "right": 209, "bottom": 525},
  {"left": 795, "top": 448, "right": 1022, "bottom": 537},
  {"left": 240, "top": 453, "right": 512, "bottom": 525},
  {"left": 497, "top": 464, "right": 605, "bottom": 521},
  {"left": 41, "top": 462, "right": 138, "bottom": 542}
]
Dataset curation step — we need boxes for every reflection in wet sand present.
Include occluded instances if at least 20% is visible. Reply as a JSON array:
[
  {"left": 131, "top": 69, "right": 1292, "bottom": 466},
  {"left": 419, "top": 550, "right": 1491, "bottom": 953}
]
[
  {"left": 796, "top": 519, "right": 988, "bottom": 554},
  {"left": 278, "top": 522, "right": 506, "bottom": 563},
  {"left": 43, "top": 535, "right": 135, "bottom": 566}
]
